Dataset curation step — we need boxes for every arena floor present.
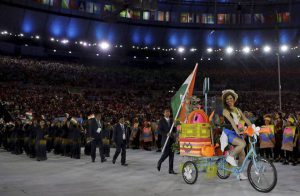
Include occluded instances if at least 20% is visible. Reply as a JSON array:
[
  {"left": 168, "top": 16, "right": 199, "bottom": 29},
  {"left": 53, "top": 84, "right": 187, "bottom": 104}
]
[{"left": 0, "top": 148, "right": 299, "bottom": 196}]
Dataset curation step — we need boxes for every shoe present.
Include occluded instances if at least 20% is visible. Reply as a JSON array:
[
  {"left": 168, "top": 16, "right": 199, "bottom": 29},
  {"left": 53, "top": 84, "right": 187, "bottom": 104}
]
[
  {"left": 169, "top": 171, "right": 177, "bottom": 175},
  {"left": 226, "top": 155, "right": 238, "bottom": 167},
  {"left": 157, "top": 163, "right": 161, "bottom": 171},
  {"left": 156, "top": 149, "right": 161, "bottom": 152},
  {"left": 282, "top": 161, "right": 289, "bottom": 165},
  {"left": 92, "top": 159, "right": 95, "bottom": 162},
  {"left": 101, "top": 159, "right": 107, "bottom": 163},
  {"left": 121, "top": 163, "right": 128, "bottom": 166},
  {"left": 238, "top": 173, "right": 248, "bottom": 181},
  {"left": 292, "top": 162, "right": 297, "bottom": 166},
  {"left": 112, "top": 160, "right": 116, "bottom": 164}
]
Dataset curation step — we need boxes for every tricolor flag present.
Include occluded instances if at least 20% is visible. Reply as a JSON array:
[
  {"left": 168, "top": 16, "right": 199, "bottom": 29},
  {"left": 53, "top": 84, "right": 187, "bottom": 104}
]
[{"left": 171, "top": 63, "right": 198, "bottom": 122}]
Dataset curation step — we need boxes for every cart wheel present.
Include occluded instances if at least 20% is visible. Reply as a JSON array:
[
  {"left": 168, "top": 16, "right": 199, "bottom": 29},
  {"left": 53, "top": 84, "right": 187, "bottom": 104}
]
[
  {"left": 247, "top": 158, "right": 277, "bottom": 193},
  {"left": 216, "top": 158, "right": 231, "bottom": 179},
  {"left": 182, "top": 161, "right": 198, "bottom": 184}
]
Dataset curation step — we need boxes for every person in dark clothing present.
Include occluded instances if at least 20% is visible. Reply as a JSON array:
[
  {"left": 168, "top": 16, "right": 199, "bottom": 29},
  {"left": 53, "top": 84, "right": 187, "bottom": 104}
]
[
  {"left": 53, "top": 121, "right": 62, "bottom": 155},
  {"left": 2, "top": 123, "right": 9, "bottom": 150},
  {"left": 61, "top": 118, "right": 71, "bottom": 156},
  {"left": 35, "top": 119, "right": 48, "bottom": 161},
  {"left": 102, "top": 122, "right": 111, "bottom": 157},
  {"left": 0, "top": 122, "right": 4, "bottom": 148},
  {"left": 112, "top": 117, "right": 128, "bottom": 166},
  {"left": 13, "top": 119, "right": 23, "bottom": 155},
  {"left": 70, "top": 118, "right": 81, "bottom": 159},
  {"left": 83, "top": 121, "right": 91, "bottom": 156},
  {"left": 46, "top": 122, "right": 55, "bottom": 153},
  {"left": 7, "top": 123, "right": 15, "bottom": 152},
  {"left": 157, "top": 109, "right": 177, "bottom": 174},
  {"left": 274, "top": 113, "right": 284, "bottom": 162},
  {"left": 29, "top": 119, "right": 38, "bottom": 158},
  {"left": 23, "top": 120, "right": 33, "bottom": 156},
  {"left": 88, "top": 112, "right": 107, "bottom": 163}
]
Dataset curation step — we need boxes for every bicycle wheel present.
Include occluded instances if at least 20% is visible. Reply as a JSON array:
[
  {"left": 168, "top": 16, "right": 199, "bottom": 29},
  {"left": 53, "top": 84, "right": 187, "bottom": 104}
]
[
  {"left": 182, "top": 161, "right": 198, "bottom": 184},
  {"left": 247, "top": 158, "right": 277, "bottom": 193},
  {"left": 216, "top": 158, "right": 231, "bottom": 179}
]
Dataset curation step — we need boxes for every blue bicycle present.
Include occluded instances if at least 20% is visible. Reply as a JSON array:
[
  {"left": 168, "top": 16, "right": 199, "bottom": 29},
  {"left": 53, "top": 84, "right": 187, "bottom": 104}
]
[
  {"left": 181, "top": 127, "right": 277, "bottom": 193},
  {"left": 216, "top": 127, "right": 277, "bottom": 193}
]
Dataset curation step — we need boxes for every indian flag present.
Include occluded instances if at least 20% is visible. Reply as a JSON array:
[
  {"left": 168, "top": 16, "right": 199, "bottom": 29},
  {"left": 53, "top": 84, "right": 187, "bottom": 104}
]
[{"left": 171, "top": 64, "right": 198, "bottom": 122}]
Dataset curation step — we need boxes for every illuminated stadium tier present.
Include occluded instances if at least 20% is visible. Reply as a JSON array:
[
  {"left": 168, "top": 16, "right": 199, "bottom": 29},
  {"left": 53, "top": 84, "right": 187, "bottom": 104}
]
[{"left": 0, "top": 0, "right": 299, "bottom": 55}]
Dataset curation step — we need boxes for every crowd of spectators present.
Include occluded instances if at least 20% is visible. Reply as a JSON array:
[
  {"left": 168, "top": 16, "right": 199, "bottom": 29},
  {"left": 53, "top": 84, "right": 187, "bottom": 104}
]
[{"left": 0, "top": 55, "right": 299, "bottom": 122}]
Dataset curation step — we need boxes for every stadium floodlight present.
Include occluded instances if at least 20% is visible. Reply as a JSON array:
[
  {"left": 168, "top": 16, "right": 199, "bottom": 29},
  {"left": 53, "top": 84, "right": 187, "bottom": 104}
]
[
  {"left": 263, "top": 45, "right": 271, "bottom": 53},
  {"left": 35, "top": 35, "right": 40, "bottom": 39},
  {"left": 61, "top": 39, "right": 69, "bottom": 44},
  {"left": 146, "top": 57, "right": 149, "bottom": 59},
  {"left": 190, "top": 48, "right": 197, "bottom": 52},
  {"left": 226, "top": 46, "right": 234, "bottom": 54},
  {"left": 207, "top": 48, "right": 213, "bottom": 53},
  {"left": 178, "top": 47, "right": 185, "bottom": 53},
  {"left": 280, "top": 45, "right": 289, "bottom": 52},
  {"left": 242, "top": 46, "right": 251, "bottom": 54},
  {"left": 68, "top": 51, "right": 72, "bottom": 54},
  {"left": 50, "top": 37, "right": 55, "bottom": 41},
  {"left": 171, "top": 57, "right": 174, "bottom": 60},
  {"left": 133, "top": 56, "right": 136, "bottom": 59},
  {"left": 99, "top": 41, "right": 110, "bottom": 50}
]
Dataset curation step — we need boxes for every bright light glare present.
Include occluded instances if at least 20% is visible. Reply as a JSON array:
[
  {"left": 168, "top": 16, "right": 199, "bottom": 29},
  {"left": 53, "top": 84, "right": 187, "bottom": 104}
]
[
  {"left": 99, "top": 41, "right": 110, "bottom": 50},
  {"left": 207, "top": 48, "right": 213, "bottom": 53},
  {"left": 242, "top": 46, "right": 251, "bottom": 54},
  {"left": 178, "top": 47, "right": 185, "bottom": 53},
  {"left": 280, "top": 45, "right": 288, "bottom": 52},
  {"left": 263, "top": 45, "right": 271, "bottom": 53},
  {"left": 226, "top": 46, "right": 234, "bottom": 54},
  {"left": 61, "top": 39, "right": 69, "bottom": 44}
]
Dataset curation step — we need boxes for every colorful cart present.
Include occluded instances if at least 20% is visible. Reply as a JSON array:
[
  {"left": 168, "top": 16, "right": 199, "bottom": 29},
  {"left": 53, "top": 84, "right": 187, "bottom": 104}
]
[{"left": 179, "top": 110, "right": 277, "bottom": 193}]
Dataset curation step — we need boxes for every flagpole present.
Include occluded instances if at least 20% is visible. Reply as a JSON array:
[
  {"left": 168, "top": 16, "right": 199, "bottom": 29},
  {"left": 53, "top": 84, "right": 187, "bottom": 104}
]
[{"left": 161, "top": 64, "right": 198, "bottom": 154}]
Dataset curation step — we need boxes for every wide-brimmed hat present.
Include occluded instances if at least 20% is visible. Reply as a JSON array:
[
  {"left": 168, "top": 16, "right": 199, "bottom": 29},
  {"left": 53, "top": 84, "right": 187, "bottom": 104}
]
[{"left": 222, "top": 89, "right": 238, "bottom": 102}]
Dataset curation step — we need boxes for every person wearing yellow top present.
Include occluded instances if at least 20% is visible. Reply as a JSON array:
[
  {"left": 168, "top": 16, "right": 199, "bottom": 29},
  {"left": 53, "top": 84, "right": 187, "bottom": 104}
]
[
  {"left": 282, "top": 117, "right": 298, "bottom": 165},
  {"left": 259, "top": 114, "right": 275, "bottom": 160}
]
